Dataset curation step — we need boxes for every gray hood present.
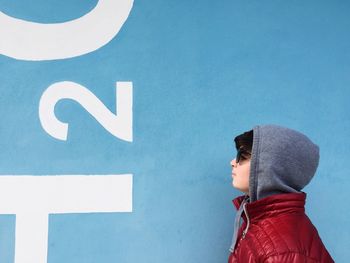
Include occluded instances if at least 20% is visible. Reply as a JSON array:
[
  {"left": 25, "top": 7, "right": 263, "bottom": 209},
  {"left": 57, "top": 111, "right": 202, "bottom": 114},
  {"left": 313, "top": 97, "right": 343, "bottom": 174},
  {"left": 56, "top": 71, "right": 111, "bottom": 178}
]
[{"left": 249, "top": 124, "right": 320, "bottom": 202}]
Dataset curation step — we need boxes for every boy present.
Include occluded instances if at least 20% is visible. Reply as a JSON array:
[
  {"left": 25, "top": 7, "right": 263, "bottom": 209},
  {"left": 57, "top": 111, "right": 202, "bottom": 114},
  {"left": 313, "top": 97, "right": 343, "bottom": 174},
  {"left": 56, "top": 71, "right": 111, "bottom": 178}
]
[{"left": 228, "top": 124, "right": 334, "bottom": 262}]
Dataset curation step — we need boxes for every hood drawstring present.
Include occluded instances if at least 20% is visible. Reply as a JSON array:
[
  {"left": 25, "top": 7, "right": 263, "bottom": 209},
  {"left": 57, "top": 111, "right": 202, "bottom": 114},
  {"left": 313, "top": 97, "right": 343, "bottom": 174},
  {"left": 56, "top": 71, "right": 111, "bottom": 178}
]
[
  {"left": 241, "top": 202, "right": 250, "bottom": 239},
  {"left": 229, "top": 196, "right": 250, "bottom": 253}
]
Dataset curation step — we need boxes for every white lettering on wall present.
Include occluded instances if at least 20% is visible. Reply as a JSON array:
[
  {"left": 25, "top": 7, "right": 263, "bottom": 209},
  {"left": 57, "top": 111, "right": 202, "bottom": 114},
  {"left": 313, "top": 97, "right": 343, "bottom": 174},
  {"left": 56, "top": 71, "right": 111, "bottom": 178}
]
[
  {"left": 0, "top": 175, "right": 133, "bottom": 263},
  {"left": 39, "top": 81, "right": 133, "bottom": 142},
  {"left": 0, "top": 0, "right": 134, "bottom": 61}
]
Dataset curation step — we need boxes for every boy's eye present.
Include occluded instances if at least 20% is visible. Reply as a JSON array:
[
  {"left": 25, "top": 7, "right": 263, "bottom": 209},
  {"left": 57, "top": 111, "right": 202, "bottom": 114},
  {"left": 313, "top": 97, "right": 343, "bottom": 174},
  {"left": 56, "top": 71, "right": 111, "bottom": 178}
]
[
  {"left": 241, "top": 154, "right": 249, "bottom": 159},
  {"left": 239, "top": 156, "right": 248, "bottom": 161}
]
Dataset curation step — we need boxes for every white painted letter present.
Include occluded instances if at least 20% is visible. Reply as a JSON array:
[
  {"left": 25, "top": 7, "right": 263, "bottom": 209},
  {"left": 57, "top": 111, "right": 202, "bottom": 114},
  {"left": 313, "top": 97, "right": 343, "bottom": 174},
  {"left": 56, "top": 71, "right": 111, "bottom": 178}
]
[
  {"left": 39, "top": 81, "right": 133, "bottom": 141},
  {"left": 0, "top": 0, "right": 134, "bottom": 61},
  {"left": 0, "top": 174, "right": 133, "bottom": 263}
]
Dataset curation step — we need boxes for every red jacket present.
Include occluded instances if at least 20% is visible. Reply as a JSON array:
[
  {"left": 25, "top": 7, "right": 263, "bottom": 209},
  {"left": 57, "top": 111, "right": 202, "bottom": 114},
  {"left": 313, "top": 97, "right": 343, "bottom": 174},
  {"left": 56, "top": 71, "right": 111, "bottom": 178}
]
[{"left": 228, "top": 192, "right": 334, "bottom": 263}]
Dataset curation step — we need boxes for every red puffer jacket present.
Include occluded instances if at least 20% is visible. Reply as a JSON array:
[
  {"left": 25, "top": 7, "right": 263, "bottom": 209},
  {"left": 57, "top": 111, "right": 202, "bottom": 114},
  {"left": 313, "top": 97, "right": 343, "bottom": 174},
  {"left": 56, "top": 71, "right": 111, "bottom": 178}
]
[{"left": 228, "top": 192, "right": 334, "bottom": 263}]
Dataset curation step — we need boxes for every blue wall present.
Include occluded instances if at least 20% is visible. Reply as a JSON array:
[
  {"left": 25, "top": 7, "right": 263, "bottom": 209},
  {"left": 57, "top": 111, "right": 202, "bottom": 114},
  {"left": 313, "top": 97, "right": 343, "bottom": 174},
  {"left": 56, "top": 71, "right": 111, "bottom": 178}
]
[{"left": 0, "top": 0, "right": 348, "bottom": 262}]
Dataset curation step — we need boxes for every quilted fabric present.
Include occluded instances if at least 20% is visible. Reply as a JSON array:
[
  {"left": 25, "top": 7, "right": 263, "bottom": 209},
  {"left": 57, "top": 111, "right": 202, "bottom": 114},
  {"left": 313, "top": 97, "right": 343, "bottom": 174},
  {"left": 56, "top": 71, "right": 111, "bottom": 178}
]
[{"left": 228, "top": 192, "right": 334, "bottom": 263}]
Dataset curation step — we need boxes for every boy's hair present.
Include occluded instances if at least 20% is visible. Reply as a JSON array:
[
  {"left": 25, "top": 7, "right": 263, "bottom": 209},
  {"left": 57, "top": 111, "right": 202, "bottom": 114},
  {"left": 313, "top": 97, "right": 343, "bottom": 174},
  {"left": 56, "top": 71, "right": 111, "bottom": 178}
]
[{"left": 234, "top": 129, "right": 253, "bottom": 152}]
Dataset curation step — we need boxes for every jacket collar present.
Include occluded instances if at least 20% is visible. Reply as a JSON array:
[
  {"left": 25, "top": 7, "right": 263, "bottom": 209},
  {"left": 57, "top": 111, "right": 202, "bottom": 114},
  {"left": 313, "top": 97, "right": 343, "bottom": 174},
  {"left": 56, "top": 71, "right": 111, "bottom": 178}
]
[{"left": 232, "top": 192, "right": 306, "bottom": 222}]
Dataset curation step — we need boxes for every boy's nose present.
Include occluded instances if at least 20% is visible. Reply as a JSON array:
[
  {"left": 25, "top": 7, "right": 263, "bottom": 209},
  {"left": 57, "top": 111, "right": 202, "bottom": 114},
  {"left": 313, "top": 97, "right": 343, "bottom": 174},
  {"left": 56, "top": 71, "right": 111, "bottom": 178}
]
[{"left": 230, "top": 159, "right": 237, "bottom": 167}]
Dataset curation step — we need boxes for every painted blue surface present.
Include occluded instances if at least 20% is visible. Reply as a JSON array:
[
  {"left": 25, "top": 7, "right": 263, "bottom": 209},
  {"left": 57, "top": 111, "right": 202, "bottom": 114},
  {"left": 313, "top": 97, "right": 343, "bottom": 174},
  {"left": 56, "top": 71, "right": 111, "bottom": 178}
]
[{"left": 0, "top": 0, "right": 349, "bottom": 262}]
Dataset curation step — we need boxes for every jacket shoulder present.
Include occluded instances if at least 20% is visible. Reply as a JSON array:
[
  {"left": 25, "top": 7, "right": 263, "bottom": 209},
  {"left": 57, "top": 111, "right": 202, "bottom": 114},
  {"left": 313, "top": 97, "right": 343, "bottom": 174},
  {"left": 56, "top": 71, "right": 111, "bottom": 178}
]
[{"left": 240, "top": 213, "right": 333, "bottom": 262}]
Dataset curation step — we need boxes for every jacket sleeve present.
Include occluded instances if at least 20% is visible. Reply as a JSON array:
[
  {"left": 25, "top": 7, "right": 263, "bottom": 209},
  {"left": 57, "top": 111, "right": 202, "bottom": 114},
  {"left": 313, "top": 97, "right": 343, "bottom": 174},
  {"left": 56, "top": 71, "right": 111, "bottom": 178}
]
[{"left": 263, "top": 252, "right": 319, "bottom": 263}]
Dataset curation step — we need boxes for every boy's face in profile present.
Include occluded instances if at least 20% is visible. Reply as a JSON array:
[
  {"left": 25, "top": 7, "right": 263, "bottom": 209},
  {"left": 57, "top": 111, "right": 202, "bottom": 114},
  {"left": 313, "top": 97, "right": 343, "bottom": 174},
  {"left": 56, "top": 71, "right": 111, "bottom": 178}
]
[{"left": 230, "top": 156, "right": 251, "bottom": 194}]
